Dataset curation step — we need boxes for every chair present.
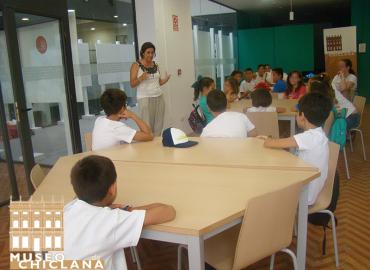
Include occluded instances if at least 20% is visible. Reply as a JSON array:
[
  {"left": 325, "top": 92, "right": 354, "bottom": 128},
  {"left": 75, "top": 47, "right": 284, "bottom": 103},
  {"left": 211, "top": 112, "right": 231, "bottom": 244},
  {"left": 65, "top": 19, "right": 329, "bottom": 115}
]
[
  {"left": 309, "top": 142, "right": 340, "bottom": 267},
  {"left": 30, "top": 164, "right": 46, "bottom": 189},
  {"left": 84, "top": 132, "right": 92, "bottom": 152},
  {"left": 349, "top": 96, "right": 367, "bottom": 160},
  {"left": 246, "top": 112, "right": 279, "bottom": 138},
  {"left": 178, "top": 182, "right": 304, "bottom": 270}
]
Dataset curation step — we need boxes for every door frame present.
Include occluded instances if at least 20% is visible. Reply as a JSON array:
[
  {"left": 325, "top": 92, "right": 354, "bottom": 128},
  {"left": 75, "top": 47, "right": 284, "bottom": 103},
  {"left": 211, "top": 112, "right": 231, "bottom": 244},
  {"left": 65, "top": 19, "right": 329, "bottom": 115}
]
[{"left": 0, "top": 0, "right": 81, "bottom": 194}]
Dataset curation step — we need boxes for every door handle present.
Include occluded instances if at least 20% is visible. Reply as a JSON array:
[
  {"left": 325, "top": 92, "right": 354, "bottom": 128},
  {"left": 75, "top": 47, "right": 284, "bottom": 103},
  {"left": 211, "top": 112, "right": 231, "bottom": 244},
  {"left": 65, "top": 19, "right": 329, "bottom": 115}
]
[{"left": 21, "top": 108, "right": 32, "bottom": 112}]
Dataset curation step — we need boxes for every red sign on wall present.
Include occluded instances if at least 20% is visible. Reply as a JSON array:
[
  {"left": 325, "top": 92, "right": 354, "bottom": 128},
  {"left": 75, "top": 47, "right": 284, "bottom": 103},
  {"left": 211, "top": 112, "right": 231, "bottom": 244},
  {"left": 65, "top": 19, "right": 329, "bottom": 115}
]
[
  {"left": 36, "top": 36, "right": 47, "bottom": 54},
  {"left": 172, "top": 15, "right": 179, "bottom": 32}
]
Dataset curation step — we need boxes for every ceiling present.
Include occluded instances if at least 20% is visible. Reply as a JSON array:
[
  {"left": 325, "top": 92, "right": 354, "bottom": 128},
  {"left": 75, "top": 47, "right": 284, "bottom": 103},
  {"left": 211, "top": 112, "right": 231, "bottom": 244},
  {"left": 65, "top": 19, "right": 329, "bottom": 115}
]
[{"left": 212, "top": 0, "right": 349, "bottom": 11}]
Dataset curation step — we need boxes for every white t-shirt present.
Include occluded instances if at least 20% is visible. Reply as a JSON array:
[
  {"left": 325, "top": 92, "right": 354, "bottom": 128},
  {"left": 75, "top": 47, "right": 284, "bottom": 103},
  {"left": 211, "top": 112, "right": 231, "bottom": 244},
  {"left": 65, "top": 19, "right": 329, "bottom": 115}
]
[
  {"left": 254, "top": 73, "right": 265, "bottom": 84},
  {"left": 247, "top": 106, "right": 276, "bottom": 112},
  {"left": 63, "top": 199, "right": 145, "bottom": 270},
  {"left": 92, "top": 116, "right": 136, "bottom": 150},
  {"left": 265, "top": 71, "right": 273, "bottom": 84},
  {"left": 136, "top": 63, "right": 162, "bottom": 99},
  {"left": 240, "top": 80, "right": 256, "bottom": 93},
  {"left": 294, "top": 127, "right": 329, "bottom": 205},
  {"left": 333, "top": 89, "right": 356, "bottom": 118},
  {"left": 201, "top": 112, "right": 255, "bottom": 138},
  {"left": 331, "top": 73, "right": 357, "bottom": 95}
]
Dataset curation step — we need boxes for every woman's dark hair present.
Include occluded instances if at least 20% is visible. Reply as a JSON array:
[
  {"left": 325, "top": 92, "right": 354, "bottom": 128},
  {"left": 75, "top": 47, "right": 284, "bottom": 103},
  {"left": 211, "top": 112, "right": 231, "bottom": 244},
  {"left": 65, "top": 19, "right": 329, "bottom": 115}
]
[
  {"left": 192, "top": 76, "right": 214, "bottom": 101},
  {"left": 140, "top": 42, "right": 156, "bottom": 58},
  {"left": 341, "top": 59, "right": 355, "bottom": 75},
  {"left": 224, "top": 77, "right": 239, "bottom": 95},
  {"left": 286, "top": 71, "right": 304, "bottom": 96},
  {"left": 251, "top": 88, "right": 272, "bottom": 108}
]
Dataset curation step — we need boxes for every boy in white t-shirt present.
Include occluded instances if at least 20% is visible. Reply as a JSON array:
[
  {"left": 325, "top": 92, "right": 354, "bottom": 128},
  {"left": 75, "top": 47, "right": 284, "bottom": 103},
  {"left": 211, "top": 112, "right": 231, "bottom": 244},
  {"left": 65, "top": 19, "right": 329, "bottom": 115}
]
[
  {"left": 239, "top": 68, "right": 256, "bottom": 99},
  {"left": 261, "top": 93, "right": 332, "bottom": 205},
  {"left": 92, "top": 89, "right": 154, "bottom": 150},
  {"left": 64, "top": 155, "right": 176, "bottom": 270},
  {"left": 201, "top": 90, "right": 257, "bottom": 138}
]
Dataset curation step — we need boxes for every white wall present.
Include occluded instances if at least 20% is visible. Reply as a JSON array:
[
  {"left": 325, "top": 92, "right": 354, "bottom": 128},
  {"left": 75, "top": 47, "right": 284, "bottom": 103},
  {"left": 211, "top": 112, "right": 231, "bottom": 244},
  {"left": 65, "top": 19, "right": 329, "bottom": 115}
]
[
  {"left": 135, "top": 0, "right": 196, "bottom": 133},
  {"left": 191, "top": 0, "right": 235, "bottom": 16}
]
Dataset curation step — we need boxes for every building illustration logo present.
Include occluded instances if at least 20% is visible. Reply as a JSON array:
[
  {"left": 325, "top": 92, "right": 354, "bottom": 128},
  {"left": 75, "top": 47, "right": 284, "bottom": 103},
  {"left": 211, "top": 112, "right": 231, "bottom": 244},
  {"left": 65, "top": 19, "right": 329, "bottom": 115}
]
[
  {"left": 326, "top": 35, "right": 343, "bottom": 52},
  {"left": 9, "top": 198, "right": 104, "bottom": 269}
]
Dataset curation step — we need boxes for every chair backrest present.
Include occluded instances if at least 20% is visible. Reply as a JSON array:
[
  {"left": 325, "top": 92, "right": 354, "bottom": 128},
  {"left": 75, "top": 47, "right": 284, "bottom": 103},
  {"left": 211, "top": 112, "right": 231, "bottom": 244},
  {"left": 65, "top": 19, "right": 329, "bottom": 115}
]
[
  {"left": 30, "top": 164, "right": 46, "bottom": 189},
  {"left": 84, "top": 132, "right": 92, "bottom": 152},
  {"left": 353, "top": 96, "right": 366, "bottom": 127},
  {"left": 271, "top": 92, "right": 278, "bottom": 99},
  {"left": 232, "top": 182, "right": 303, "bottom": 269},
  {"left": 309, "top": 142, "right": 340, "bottom": 213},
  {"left": 246, "top": 112, "right": 279, "bottom": 138}
]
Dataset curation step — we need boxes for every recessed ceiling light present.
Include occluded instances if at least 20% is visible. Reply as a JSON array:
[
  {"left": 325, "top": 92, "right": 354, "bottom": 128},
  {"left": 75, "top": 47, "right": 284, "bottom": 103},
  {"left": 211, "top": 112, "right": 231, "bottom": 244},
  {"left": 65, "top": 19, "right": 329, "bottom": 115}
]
[
  {"left": 90, "top": 27, "right": 95, "bottom": 31},
  {"left": 122, "top": 23, "right": 127, "bottom": 26},
  {"left": 113, "top": 15, "right": 118, "bottom": 18},
  {"left": 21, "top": 18, "right": 29, "bottom": 21},
  {"left": 68, "top": 9, "right": 75, "bottom": 13}
]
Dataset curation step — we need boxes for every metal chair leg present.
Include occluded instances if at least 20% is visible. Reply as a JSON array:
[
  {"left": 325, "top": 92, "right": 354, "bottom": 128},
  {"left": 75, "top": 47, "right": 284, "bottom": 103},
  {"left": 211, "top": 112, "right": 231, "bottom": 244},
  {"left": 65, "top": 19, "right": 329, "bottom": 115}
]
[
  {"left": 177, "top": 244, "right": 186, "bottom": 270},
  {"left": 349, "top": 131, "right": 354, "bottom": 152},
  {"left": 319, "top": 210, "right": 340, "bottom": 268},
  {"left": 269, "top": 253, "right": 276, "bottom": 270},
  {"left": 130, "top": 247, "right": 137, "bottom": 263},
  {"left": 343, "top": 147, "right": 350, "bottom": 180},
  {"left": 358, "top": 129, "right": 367, "bottom": 160},
  {"left": 132, "top": 246, "right": 142, "bottom": 270},
  {"left": 281, "top": 248, "right": 298, "bottom": 270}
]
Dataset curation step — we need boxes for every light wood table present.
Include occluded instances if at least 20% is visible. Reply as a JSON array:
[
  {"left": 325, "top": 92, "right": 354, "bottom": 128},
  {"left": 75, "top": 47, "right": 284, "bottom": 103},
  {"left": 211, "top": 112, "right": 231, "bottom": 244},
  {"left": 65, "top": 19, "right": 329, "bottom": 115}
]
[
  {"left": 229, "top": 99, "right": 299, "bottom": 136},
  {"left": 32, "top": 160, "right": 318, "bottom": 270},
  {"left": 94, "top": 137, "right": 314, "bottom": 171}
]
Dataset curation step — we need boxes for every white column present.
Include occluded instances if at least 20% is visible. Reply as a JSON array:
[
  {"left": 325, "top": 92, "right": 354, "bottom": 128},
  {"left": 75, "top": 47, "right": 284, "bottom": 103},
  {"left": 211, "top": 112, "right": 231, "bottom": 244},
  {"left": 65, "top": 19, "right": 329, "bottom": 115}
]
[
  {"left": 26, "top": 101, "right": 36, "bottom": 130},
  {"left": 209, "top": 28, "right": 216, "bottom": 81},
  {"left": 229, "top": 32, "right": 234, "bottom": 72},
  {"left": 82, "top": 87, "right": 91, "bottom": 116},
  {"left": 218, "top": 30, "right": 224, "bottom": 88},
  {"left": 60, "top": 99, "right": 73, "bottom": 155},
  {"left": 193, "top": 25, "right": 199, "bottom": 77},
  {"left": 58, "top": 103, "right": 64, "bottom": 124}
]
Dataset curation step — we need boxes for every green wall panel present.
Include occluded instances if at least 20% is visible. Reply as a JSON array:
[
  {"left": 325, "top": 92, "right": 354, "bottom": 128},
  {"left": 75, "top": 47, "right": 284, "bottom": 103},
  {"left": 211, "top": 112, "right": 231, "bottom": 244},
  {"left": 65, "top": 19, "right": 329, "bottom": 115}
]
[
  {"left": 351, "top": 0, "right": 370, "bottom": 100},
  {"left": 238, "top": 24, "right": 314, "bottom": 73}
]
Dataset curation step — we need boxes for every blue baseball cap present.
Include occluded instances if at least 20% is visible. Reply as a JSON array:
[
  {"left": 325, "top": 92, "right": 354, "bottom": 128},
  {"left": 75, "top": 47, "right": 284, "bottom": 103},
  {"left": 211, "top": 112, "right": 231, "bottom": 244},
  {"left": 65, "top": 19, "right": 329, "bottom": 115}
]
[{"left": 162, "top": 128, "right": 198, "bottom": 148}]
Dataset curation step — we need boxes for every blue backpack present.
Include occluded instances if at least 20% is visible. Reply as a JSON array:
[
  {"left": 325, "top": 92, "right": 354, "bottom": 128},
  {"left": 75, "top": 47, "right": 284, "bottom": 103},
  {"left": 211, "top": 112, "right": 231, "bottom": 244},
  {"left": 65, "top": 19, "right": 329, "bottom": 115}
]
[{"left": 329, "top": 108, "right": 347, "bottom": 150}]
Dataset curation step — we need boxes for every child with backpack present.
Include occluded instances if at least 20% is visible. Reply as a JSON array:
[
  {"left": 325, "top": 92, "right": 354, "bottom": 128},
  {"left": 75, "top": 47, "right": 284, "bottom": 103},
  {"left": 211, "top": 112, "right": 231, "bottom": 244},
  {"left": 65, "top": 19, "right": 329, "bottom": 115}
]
[{"left": 261, "top": 93, "right": 332, "bottom": 205}]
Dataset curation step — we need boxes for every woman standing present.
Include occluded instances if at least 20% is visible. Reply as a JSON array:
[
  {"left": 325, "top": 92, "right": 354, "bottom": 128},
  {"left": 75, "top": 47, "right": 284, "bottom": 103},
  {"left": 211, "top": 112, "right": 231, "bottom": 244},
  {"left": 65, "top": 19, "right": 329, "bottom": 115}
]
[
  {"left": 130, "top": 42, "right": 170, "bottom": 136},
  {"left": 331, "top": 59, "right": 357, "bottom": 100},
  {"left": 285, "top": 71, "right": 306, "bottom": 99}
]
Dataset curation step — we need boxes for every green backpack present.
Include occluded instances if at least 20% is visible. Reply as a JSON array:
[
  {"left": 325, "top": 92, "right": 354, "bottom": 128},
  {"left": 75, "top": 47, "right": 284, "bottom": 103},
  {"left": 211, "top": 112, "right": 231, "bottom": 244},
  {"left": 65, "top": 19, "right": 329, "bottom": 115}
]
[{"left": 329, "top": 107, "right": 347, "bottom": 150}]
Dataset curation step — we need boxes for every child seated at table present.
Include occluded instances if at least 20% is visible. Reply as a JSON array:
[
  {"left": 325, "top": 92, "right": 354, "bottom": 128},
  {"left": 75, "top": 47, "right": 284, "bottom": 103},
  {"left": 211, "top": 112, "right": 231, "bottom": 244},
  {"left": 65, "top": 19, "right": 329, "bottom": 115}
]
[
  {"left": 64, "top": 155, "right": 176, "bottom": 270},
  {"left": 239, "top": 68, "right": 256, "bottom": 99},
  {"left": 272, "top": 68, "right": 287, "bottom": 93},
  {"left": 247, "top": 88, "right": 286, "bottom": 113},
  {"left": 193, "top": 77, "right": 216, "bottom": 124},
  {"left": 92, "top": 89, "right": 153, "bottom": 150},
  {"left": 201, "top": 90, "right": 257, "bottom": 138},
  {"left": 262, "top": 93, "right": 332, "bottom": 205},
  {"left": 224, "top": 77, "right": 239, "bottom": 106}
]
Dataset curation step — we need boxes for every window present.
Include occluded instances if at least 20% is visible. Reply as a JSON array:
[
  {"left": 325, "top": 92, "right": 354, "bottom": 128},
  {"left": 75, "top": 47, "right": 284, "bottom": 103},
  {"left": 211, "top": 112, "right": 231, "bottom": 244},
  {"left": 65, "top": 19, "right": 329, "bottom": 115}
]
[
  {"left": 12, "top": 220, "right": 19, "bottom": 228},
  {"left": 45, "top": 220, "right": 52, "bottom": 228},
  {"left": 34, "top": 220, "right": 40, "bottom": 228},
  {"left": 54, "top": 236, "right": 62, "bottom": 249},
  {"left": 67, "top": 0, "right": 137, "bottom": 151},
  {"left": 22, "top": 236, "right": 29, "bottom": 249},
  {"left": 22, "top": 220, "right": 28, "bottom": 228},
  {"left": 12, "top": 236, "right": 19, "bottom": 249}
]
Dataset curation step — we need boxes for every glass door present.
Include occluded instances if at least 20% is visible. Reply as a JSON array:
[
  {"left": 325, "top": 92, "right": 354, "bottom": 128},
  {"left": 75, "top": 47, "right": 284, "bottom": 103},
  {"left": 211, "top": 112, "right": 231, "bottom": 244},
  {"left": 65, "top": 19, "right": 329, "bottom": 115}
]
[{"left": 0, "top": 0, "right": 80, "bottom": 198}]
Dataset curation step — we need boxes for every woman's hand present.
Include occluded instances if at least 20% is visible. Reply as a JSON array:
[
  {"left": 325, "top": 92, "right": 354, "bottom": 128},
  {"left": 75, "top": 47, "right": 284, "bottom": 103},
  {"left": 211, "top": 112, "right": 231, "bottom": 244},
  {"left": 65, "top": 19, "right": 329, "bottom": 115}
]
[
  {"left": 139, "top": 72, "right": 150, "bottom": 82},
  {"left": 160, "top": 72, "right": 171, "bottom": 86}
]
